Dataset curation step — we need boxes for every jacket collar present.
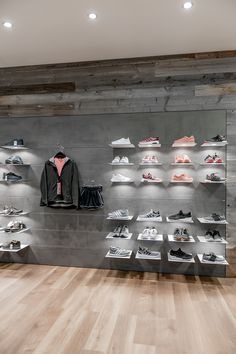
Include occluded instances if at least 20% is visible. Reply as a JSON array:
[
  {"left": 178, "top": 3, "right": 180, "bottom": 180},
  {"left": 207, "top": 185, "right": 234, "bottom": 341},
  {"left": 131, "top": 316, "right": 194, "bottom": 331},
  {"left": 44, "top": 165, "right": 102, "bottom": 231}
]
[{"left": 48, "top": 156, "right": 70, "bottom": 166}]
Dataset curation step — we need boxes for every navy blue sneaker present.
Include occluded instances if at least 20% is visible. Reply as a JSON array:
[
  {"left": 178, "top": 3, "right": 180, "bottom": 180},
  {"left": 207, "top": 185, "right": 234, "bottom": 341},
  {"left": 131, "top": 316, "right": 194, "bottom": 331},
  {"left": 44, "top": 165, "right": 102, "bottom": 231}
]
[{"left": 3, "top": 172, "right": 22, "bottom": 181}]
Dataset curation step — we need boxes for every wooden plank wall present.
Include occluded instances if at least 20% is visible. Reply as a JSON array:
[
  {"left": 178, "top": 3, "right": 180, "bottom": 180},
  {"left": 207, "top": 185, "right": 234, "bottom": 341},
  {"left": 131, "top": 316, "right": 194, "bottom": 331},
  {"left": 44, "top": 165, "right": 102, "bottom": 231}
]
[{"left": 0, "top": 50, "right": 236, "bottom": 276}]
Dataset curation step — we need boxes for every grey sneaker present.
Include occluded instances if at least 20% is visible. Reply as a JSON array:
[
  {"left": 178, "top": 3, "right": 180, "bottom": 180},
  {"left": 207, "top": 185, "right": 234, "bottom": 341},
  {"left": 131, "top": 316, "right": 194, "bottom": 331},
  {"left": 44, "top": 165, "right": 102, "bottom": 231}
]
[
  {"left": 139, "top": 209, "right": 161, "bottom": 219},
  {"left": 4, "top": 221, "right": 26, "bottom": 233},
  {"left": 108, "top": 246, "right": 130, "bottom": 257},
  {"left": 0, "top": 206, "right": 23, "bottom": 216},
  {"left": 202, "top": 252, "right": 225, "bottom": 262},
  {"left": 5, "top": 155, "right": 24, "bottom": 165},
  {"left": 108, "top": 209, "right": 129, "bottom": 219}
]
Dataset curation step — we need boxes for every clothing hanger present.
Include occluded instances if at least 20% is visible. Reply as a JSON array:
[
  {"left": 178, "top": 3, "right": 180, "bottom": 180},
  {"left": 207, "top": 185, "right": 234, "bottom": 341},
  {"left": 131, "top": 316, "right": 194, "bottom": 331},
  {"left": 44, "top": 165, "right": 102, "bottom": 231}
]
[{"left": 54, "top": 143, "right": 66, "bottom": 158}]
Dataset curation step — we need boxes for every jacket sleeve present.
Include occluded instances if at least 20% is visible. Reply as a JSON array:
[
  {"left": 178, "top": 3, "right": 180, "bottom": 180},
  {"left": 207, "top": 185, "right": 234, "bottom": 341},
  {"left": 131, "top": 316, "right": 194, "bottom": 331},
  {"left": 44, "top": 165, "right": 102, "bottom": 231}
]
[
  {"left": 72, "top": 161, "right": 80, "bottom": 209},
  {"left": 40, "top": 163, "right": 48, "bottom": 206}
]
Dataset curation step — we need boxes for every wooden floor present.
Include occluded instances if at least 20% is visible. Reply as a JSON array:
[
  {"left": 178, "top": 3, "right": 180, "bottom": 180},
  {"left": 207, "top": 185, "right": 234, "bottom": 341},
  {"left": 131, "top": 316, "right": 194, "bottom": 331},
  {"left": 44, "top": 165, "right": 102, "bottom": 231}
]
[{"left": 0, "top": 264, "right": 236, "bottom": 354}]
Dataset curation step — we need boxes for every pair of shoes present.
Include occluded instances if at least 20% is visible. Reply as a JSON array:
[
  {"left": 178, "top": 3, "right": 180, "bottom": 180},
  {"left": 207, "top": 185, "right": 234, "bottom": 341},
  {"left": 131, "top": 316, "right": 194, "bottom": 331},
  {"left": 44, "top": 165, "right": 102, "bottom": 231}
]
[
  {"left": 3, "top": 139, "right": 24, "bottom": 147},
  {"left": 174, "top": 228, "right": 190, "bottom": 241},
  {"left": 142, "top": 156, "right": 159, "bottom": 164},
  {"left": 139, "top": 210, "right": 161, "bottom": 220},
  {"left": 204, "top": 154, "right": 223, "bottom": 163},
  {"left": 168, "top": 210, "right": 192, "bottom": 222},
  {"left": 170, "top": 248, "right": 193, "bottom": 260},
  {"left": 137, "top": 246, "right": 160, "bottom": 258},
  {"left": 139, "top": 137, "right": 160, "bottom": 145},
  {"left": 206, "top": 173, "right": 225, "bottom": 182},
  {"left": 173, "top": 136, "right": 195, "bottom": 145},
  {"left": 4, "top": 221, "right": 26, "bottom": 233},
  {"left": 1, "top": 240, "right": 21, "bottom": 250},
  {"left": 141, "top": 226, "right": 158, "bottom": 239},
  {"left": 205, "top": 135, "right": 227, "bottom": 143},
  {"left": 205, "top": 230, "right": 223, "bottom": 242},
  {"left": 5, "top": 155, "right": 24, "bottom": 164},
  {"left": 112, "top": 156, "right": 129, "bottom": 164},
  {"left": 108, "top": 246, "right": 131, "bottom": 257},
  {"left": 108, "top": 209, "right": 129, "bottom": 219},
  {"left": 175, "top": 155, "right": 192, "bottom": 163},
  {"left": 2, "top": 172, "right": 22, "bottom": 181},
  {"left": 171, "top": 174, "right": 193, "bottom": 182},
  {"left": 142, "top": 173, "right": 162, "bottom": 182},
  {"left": 111, "top": 138, "right": 133, "bottom": 145},
  {"left": 202, "top": 252, "right": 225, "bottom": 263},
  {"left": 112, "top": 225, "right": 130, "bottom": 238},
  {"left": 111, "top": 174, "right": 133, "bottom": 182},
  {"left": 0, "top": 206, "right": 23, "bottom": 216},
  {"left": 203, "top": 213, "right": 226, "bottom": 222}
]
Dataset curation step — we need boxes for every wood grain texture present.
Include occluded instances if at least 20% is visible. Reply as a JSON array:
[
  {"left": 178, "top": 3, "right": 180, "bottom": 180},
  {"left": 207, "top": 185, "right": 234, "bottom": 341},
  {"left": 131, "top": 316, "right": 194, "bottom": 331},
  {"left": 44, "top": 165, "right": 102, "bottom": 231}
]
[{"left": 0, "top": 263, "right": 236, "bottom": 354}]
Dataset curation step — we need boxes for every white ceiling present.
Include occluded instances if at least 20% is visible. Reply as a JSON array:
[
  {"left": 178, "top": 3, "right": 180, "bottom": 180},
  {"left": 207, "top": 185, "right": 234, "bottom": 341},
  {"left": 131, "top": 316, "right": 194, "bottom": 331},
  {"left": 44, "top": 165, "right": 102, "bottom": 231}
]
[{"left": 1, "top": 0, "right": 236, "bottom": 68}]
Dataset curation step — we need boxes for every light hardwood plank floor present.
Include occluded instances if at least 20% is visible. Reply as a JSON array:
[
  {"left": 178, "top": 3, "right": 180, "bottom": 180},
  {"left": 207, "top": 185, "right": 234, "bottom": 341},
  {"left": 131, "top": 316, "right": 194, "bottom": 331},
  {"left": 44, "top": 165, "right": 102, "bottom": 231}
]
[{"left": 0, "top": 263, "right": 236, "bottom": 354}]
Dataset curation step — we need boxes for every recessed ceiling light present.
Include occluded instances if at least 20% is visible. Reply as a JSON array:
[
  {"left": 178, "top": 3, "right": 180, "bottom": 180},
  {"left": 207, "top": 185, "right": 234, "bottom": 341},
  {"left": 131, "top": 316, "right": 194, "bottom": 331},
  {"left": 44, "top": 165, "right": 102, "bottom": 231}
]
[
  {"left": 88, "top": 13, "right": 97, "bottom": 20},
  {"left": 3, "top": 21, "right": 13, "bottom": 29},
  {"left": 183, "top": 2, "right": 193, "bottom": 9}
]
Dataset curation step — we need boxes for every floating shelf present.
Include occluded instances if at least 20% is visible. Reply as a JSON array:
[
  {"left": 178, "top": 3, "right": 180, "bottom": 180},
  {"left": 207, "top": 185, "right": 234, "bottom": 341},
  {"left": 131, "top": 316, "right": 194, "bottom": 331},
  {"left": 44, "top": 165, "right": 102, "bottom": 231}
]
[
  {"left": 197, "top": 217, "right": 228, "bottom": 225},
  {"left": 109, "top": 144, "right": 135, "bottom": 148},
  {"left": 139, "top": 162, "right": 162, "bottom": 166},
  {"left": 138, "top": 144, "right": 161, "bottom": 148},
  {"left": 141, "top": 179, "right": 162, "bottom": 183},
  {"left": 1, "top": 146, "right": 29, "bottom": 150},
  {"left": 0, "top": 244, "right": 29, "bottom": 252},
  {"left": 201, "top": 142, "right": 228, "bottom": 147},
  {"left": 111, "top": 180, "right": 134, "bottom": 183},
  {"left": 105, "top": 250, "right": 132, "bottom": 259},
  {"left": 0, "top": 180, "right": 29, "bottom": 183},
  {"left": 0, "top": 164, "right": 30, "bottom": 167},
  {"left": 171, "top": 163, "right": 194, "bottom": 166},
  {"left": 167, "top": 252, "right": 195, "bottom": 263},
  {"left": 0, "top": 211, "right": 29, "bottom": 217},
  {"left": 170, "top": 180, "right": 193, "bottom": 184},
  {"left": 166, "top": 217, "right": 194, "bottom": 223},
  {"left": 0, "top": 227, "right": 30, "bottom": 234},
  {"left": 200, "top": 180, "right": 226, "bottom": 184},
  {"left": 109, "top": 163, "right": 134, "bottom": 166},
  {"left": 197, "top": 236, "right": 228, "bottom": 244},
  {"left": 106, "top": 232, "right": 133, "bottom": 240},
  {"left": 137, "top": 216, "right": 162, "bottom": 222},
  {"left": 200, "top": 163, "right": 225, "bottom": 166},
  {"left": 135, "top": 252, "right": 161, "bottom": 260},
  {"left": 197, "top": 253, "right": 228, "bottom": 265},
  {"left": 106, "top": 216, "right": 133, "bottom": 221},
  {"left": 172, "top": 143, "right": 197, "bottom": 148},
  {"left": 168, "top": 235, "right": 195, "bottom": 243},
  {"left": 137, "top": 233, "right": 163, "bottom": 241}
]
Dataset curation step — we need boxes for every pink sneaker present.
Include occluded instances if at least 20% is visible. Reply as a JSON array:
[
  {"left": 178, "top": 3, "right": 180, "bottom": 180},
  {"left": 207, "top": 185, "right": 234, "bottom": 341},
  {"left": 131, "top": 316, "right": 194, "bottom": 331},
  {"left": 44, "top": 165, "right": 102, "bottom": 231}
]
[
  {"left": 142, "top": 173, "right": 162, "bottom": 182},
  {"left": 175, "top": 155, "right": 192, "bottom": 163},
  {"left": 151, "top": 156, "right": 159, "bottom": 163},
  {"left": 172, "top": 174, "right": 193, "bottom": 182},
  {"left": 139, "top": 137, "right": 160, "bottom": 145},
  {"left": 142, "top": 155, "right": 153, "bottom": 164},
  {"left": 173, "top": 136, "right": 195, "bottom": 145}
]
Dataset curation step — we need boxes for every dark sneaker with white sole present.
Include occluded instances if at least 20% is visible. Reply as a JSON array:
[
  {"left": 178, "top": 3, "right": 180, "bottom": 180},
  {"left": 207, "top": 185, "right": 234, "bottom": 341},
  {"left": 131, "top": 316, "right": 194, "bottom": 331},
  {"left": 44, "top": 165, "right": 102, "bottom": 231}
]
[
  {"left": 5, "top": 155, "right": 24, "bottom": 165},
  {"left": 1, "top": 240, "right": 21, "bottom": 250},
  {"left": 168, "top": 210, "right": 192, "bottom": 221},
  {"left": 205, "top": 135, "right": 227, "bottom": 143},
  {"left": 204, "top": 213, "right": 225, "bottom": 222},
  {"left": 169, "top": 248, "right": 192, "bottom": 260},
  {"left": 3, "top": 172, "right": 22, "bottom": 181},
  {"left": 206, "top": 173, "right": 225, "bottom": 182},
  {"left": 3, "top": 139, "right": 24, "bottom": 147}
]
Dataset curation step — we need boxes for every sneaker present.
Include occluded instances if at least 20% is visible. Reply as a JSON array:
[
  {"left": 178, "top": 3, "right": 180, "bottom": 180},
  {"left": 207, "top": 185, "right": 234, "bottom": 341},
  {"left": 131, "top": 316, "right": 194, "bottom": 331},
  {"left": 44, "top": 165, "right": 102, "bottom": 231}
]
[
  {"left": 108, "top": 246, "right": 130, "bottom": 257},
  {"left": 0, "top": 206, "right": 23, "bottom": 216},
  {"left": 205, "top": 230, "right": 214, "bottom": 241},
  {"left": 111, "top": 138, "right": 132, "bottom": 145},
  {"left": 120, "top": 156, "right": 129, "bottom": 164},
  {"left": 142, "top": 156, "right": 153, "bottom": 164},
  {"left": 139, "top": 137, "right": 159, "bottom": 145},
  {"left": 112, "top": 156, "right": 120, "bottom": 164},
  {"left": 1, "top": 240, "right": 21, "bottom": 250},
  {"left": 173, "top": 136, "right": 195, "bottom": 145},
  {"left": 206, "top": 173, "right": 226, "bottom": 182},
  {"left": 171, "top": 174, "right": 193, "bottom": 182},
  {"left": 3, "top": 139, "right": 24, "bottom": 147},
  {"left": 142, "top": 173, "right": 162, "bottom": 182},
  {"left": 112, "top": 225, "right": 122, "bottom": 237},
  {"left": 205, "top": 135, "right": 227, "bottom": 143},
  {"left": 108, "top": 209, "right": 129, "bottom": 219},
  {"left": 141, "top": 227, "right": 150, "bottom": 239},
  {"left": 181, "top": 228, "right": 190, "bottom": 241},
  {"left": 213, "top": 153, "right": 223, "bottom": 163},
  {"left": 4, "top": 221, "right": 26, "bottom": 233},
  {"left": 111, "top": 174, "right": 133, "bottom": 182},
  {"left": 150, "top": 227, "right": 158, "bottom": 239},
  {"left": 137, "top": 246, "right": 160, "bottom": 258},
  {"left": 212, "top": 230, "right": 223, "bottom": 242},
  {"left": 120, "top": 225, "right": 130, "bottom": 238},
  {"left": 168, "top": 210, "right": 192, "bottom": 221},
  {"left": 2, "top": 172, "right": 22, "bottom": 181},
  {"left": 204, "top": 213, "right": 225, "bottom": 222},
  {"left": 202, "top": 252, "right": 225, "bottom": 263},
  {"left": 174, "top": 155, "right": 192, "bottom": 163},
  {"left": 204, "top": 155, "right": 215, "bottom": 163},
  {"left": 5, "top": 156, "right": 24, "bottom": 165},
  {"left": 169, "top": 248, "right": 192, "bottom": 260},
  {"left": 139, "top": 209, "right": 161, "bottom": 220},
  {"left": 173, "top": 228, "right": 182, "bottom": 241},
  {"left": 151, "top": 156, "right": 159, "bottom": 163}
]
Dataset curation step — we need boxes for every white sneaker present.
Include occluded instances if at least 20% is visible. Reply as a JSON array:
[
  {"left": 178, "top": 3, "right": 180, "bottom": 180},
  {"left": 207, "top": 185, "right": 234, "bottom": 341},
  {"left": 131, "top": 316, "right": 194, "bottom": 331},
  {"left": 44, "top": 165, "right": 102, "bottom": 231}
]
[
  {"left": 112, "top": 156, "right": 120, "bottom": 164},
  {"left": 108, "top": 209, "right": 129, "bottom": 218},
  {"left": 111, "top": 138, "right": 131, "bottom": 145},
  {"left": 141, "top": 227, "right": 150, "bottom": 239},
  {"left": 111, "top": 174, "right": 133, "bottom": 182},
  {"left": 150, "top": 227, "right": 158, "bottom": 239},
  {"left": 120, "top": 156, "right": 129, "bottom": 164}
]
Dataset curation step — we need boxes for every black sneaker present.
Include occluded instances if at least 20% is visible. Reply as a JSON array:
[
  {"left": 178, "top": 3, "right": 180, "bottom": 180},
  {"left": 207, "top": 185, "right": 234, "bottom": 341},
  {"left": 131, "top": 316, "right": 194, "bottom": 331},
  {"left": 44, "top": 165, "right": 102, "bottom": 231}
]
[
  {"left": 2, "top": 172, "right": 22, "bottom": 181},
  {"left": 3, "top": 139, "right": 24, "bottom": 147},
  {"left": 206, "top": 135, "right": 226, "bottom": 143},
  {"left": 206, "top": 173, "right": 225, "bottom": 182},
  {"left": 212, "top": 230, "right": 223, "bottom": 242},
  {"left": 169, "top": 248, "right": 192, "bottom": 260},
  {"left": 1, "top": 240, "right": 21, "bottom": 250},
  {"left": 112, "top": 226, "right": 122, "bottom": 237},
  {"left": 168, "top": 210, "right": 192, "bottom": 221}
]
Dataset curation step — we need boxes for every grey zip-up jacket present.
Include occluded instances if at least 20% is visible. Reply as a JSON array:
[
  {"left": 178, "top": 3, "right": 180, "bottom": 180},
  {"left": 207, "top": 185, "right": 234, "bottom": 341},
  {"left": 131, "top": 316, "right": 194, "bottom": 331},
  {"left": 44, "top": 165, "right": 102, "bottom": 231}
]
[{"left": 40, "top": 157, "right": 80, "bottom": 209}]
